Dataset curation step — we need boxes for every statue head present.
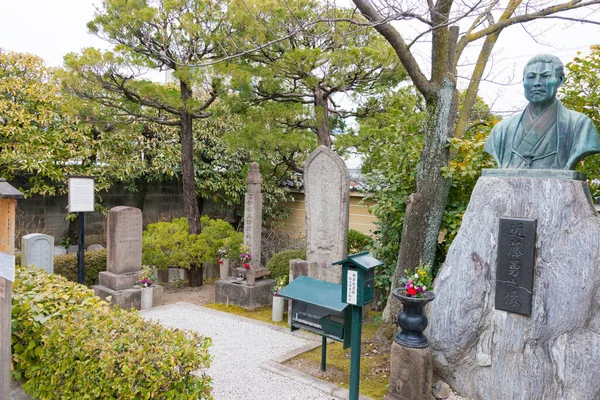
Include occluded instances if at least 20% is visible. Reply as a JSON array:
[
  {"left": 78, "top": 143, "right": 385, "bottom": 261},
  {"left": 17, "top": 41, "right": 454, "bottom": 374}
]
[{"left": 523, "top": 54, "right": 565, "bottom": 110}]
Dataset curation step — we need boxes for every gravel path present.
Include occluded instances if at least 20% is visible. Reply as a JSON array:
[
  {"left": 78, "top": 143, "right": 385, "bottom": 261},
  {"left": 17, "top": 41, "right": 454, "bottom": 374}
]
[{"left": 141, "top": 303, "right": 337, "bottom": 400}]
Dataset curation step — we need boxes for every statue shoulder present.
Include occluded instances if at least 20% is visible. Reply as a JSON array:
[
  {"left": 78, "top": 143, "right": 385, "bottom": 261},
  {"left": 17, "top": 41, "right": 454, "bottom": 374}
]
[
  {"left": 559, "top": 103, "right": 596, "bottom": 129},
  {"left": 491, "top": 112, "right": 522, "bottom": 132}
]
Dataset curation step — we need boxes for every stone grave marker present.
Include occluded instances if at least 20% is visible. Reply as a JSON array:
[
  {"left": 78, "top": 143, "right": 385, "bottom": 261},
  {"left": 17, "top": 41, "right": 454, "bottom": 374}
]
[
  {"left": 242, "top": 162, "right": 266, "bottom": 285},
  {"left": 94, "top": 206, "right": 162, "bottom": 309},
  {"left": 21, "top": 233, "right": 55, "bottom": 274},
  {"left": 304, "top": 146, "right": 349, "bottom": 283},
  {"left": 54, "top": 246, "right": 67, "bottom": 256}
]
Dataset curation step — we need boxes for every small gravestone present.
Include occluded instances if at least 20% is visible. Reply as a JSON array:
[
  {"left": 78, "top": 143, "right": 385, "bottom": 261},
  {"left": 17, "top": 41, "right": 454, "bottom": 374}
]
[
  {"left": 87, "top": 244, "right": 104, "bottom": 252},
  {"left": 54, "top": 246, "right": 67, "bottom": 256},
  {"left": 66, "top": 245, "right": 79, "bottom": 254},
  {"left": 21, "top": 233, "right": 55, "bottom": 274},
  {"left": 93, "top": 207, "right": 162, "bottom": 309},
  {"left": 304, "top": 146, "right": 349, "bottom": 283}
]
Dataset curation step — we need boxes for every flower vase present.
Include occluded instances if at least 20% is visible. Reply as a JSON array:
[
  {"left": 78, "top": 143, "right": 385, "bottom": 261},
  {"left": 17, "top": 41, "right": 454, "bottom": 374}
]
[
  {"left": 272, "top": 295, "right": 285, "bottom": 322},
  {"left": 246, "top": 267, "right": 255, "bottom": 286},
  {"left": 392, "top": 288, "right": 435, "bottom": 348},
  {"left": 141, "top": 286, "right": 153, "bottom": 310},
  {"left": 219, "top": 258, "right": 230, "bottom": 281}
]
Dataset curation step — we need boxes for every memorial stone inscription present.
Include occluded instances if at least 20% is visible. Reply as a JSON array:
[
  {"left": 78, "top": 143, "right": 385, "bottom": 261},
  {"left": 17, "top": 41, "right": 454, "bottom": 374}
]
[
  {"left": 107, "top": 206, "right": 143, "bottom": 274},
  {"left": 495, "top": 217, "right": 536, "bottom": 316}
]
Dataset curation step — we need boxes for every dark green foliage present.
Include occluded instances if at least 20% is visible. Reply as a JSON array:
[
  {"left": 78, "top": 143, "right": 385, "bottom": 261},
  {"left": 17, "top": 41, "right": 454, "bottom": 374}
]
[
  {"left": 11, "top": 266, "right": 212, "bottom": 399},
  {"left": 347, "top": 229, "right": 373, "bottom": 254},
  {"left": 266, "top": 248, "right": 306, "bottom": 283},
  {"left": 53, "top": 249, "right": 107, "bottom": 286}
]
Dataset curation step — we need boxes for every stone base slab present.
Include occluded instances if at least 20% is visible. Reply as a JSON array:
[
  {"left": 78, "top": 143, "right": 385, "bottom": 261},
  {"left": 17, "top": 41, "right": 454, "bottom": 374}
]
[
  {"left": 99, "top": 270, "right": 143, "bottom": 291},
  {"left": 215, "top": 278, "right": 275, "bottom": 310},
  {"left": 93, "top": 284, "right": 163, "bottom": 310}
]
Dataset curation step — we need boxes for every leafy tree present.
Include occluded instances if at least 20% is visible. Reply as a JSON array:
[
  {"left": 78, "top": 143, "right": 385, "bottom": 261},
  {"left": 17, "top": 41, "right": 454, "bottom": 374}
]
[
  {"left": 0, "top": 50, "right": 96, "bottom": 196},
  {"left": 351, "top": 0, "right": 600, "bottom": 324},
  {"left": 561, "top": 44, "right": 600, "bottom": 195},
  {"left": 62, "top": 0, "right": 231, "bottom": 235},
  {"left": 225, "top": 0, "right": 406, "bottom": 172}
]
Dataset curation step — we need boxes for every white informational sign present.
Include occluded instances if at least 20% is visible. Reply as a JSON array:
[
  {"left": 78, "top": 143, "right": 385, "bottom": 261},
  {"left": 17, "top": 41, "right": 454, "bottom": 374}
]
[
  {"left": 346, "top": 270, "right": 358, "bottom": 305},
  {"left": 0, "top": 252, "right": 15, "bottom": 283},
  {"left": 68, "top": 177, "right": 95, "bottom": 212}
]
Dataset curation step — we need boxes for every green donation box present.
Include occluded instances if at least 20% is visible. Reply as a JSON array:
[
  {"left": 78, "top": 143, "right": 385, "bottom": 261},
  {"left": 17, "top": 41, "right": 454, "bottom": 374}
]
[
  {"left": 334, "top": 251, "right": 382, "bottom": 307},
  {"left": 278, "top": 275, "right": 352, "bottom": 349}
]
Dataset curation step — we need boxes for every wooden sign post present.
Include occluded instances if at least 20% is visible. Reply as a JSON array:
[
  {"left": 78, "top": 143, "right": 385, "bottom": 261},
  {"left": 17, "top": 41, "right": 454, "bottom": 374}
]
[{"left": 0, "top": 179, "right": 24, "bottom": 400}]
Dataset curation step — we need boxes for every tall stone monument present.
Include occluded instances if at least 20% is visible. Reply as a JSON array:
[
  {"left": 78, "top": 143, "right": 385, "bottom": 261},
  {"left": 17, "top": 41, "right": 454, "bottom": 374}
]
[
  {"left": 304, "top": 146, "right": 349, "bottom": 283},
  {"left": 427, "top": 54, "right": 600, "bottom": 399},
  {"left": 21, "top": 233, "right": 55, "bottom": 274},
  {"left": 244, "top": 162, "right": 263, "bottom": 284},
  {"left": 93, "top": 206, "right": 162, "bottom": 309}
]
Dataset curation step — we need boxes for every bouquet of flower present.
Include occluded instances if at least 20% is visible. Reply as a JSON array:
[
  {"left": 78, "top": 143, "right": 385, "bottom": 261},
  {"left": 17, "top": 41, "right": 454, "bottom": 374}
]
[
  {"left": 137, "top": 266, "right": 156, "bottom": 287},
  {"left": 399, "top": 263, "right": 433, "bottom": 298},
  {"left": 272, "top": 278, "right": 287, "bottom": 296},
  {"left": 240, "top": 244, "right": 252, "bottom": 269}
]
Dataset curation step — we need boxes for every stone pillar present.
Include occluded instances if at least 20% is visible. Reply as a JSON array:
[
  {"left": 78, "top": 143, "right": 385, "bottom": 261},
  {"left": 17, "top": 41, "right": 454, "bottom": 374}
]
[
  {"left": 385, "top": 343, "right": 433, "bottom": 400},
  {"left": 21, "top": 233, "right": 55, "bottom": 274},
  {"left": 244, "top": 163, "right": 263, "bottom": 286},
  {"left": 304, "top": 146, "right": 349, "bottom": 283},
  {"left": 0, "top": 180, "right": 24, "bottom": 400},
  {"left": 94, "top": 206, "right": 162, "bottom": 309}
]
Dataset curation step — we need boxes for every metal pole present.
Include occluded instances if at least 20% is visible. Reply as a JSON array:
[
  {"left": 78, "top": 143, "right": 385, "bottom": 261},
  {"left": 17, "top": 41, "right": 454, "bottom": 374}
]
[
  {"left": 77, "top": 212, "right": 85, "bottom": 284},
  {"left": 321, "top": 335, "right": 327, "bottom": 371},
  {"left": 349, "top": 305, "right": 363, "bottom": 400}
]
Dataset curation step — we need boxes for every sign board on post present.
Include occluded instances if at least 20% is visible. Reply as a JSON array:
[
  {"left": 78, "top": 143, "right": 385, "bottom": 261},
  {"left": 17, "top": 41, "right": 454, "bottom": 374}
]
[
  {"left": 0, "top": 178, "right": 24, "bottom": 400},
  {"left": 68, "top": 177, "right": 95, "bottom": 213},
  {"left": 68, "top": 176, "right": 96, "bottom": 284}
]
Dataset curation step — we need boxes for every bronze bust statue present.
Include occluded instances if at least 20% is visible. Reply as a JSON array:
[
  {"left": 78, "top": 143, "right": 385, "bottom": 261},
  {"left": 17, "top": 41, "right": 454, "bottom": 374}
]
[{"left": 484, "top": 54, "right": 600, "bottom": 170}]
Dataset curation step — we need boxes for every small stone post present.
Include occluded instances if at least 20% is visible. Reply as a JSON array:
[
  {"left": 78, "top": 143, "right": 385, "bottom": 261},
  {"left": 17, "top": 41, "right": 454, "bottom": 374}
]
[
  {"left": 244, "top": 163, "right": 262, "bottom": 286},
  {"left": 0, "top": 179, "right": 24, "bottom": 400}
]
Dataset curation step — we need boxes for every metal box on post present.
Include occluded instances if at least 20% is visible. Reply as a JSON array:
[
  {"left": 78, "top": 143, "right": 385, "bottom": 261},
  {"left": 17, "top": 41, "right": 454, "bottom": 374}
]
[
  {"left": 278, "top": 275, "right": 352, "bottom": 349},
  {"left": 334, "top": 251, "right": 382, "bottom": 307}
]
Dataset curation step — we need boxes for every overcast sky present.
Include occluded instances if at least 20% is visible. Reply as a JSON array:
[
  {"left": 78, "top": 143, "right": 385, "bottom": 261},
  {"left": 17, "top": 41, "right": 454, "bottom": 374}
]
[{"left": 1, "top": 0, "right": 598, "bottom": 117}]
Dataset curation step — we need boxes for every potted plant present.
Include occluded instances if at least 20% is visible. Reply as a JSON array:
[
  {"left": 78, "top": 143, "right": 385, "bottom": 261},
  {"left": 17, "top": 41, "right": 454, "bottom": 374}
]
[
  {"left": 271, "top": 278, "right": 287, "bottom": 322},
  {"left": 391, "top": 263, "right": 435, "bottom": 348}
]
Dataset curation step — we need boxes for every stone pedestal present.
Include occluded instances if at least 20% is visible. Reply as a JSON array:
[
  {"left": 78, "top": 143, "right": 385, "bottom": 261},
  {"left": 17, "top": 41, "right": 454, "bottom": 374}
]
[
  {"left": 94, "top": 284, "right": 163, "bottom": 310},
  {"left": 385, "top": 342, "right": 432, "bottom": 400},
  {"left": 215, "top": 278, "right": 275, "bottom": 310},
  {"left": 428, "top": 174, "right": 600, "bottom": 399}
]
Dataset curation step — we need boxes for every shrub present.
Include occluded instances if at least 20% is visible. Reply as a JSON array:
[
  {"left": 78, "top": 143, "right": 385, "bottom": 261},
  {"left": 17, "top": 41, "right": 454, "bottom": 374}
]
[
  {"left": 347, "top": 229, "right": 373, "bottom": 254},
  {"left": 12, "top": 266, "right": 212, "bottom": 399},
  {"left": 53, "top": 249, "right": 107, "bottom": 286},
  {"left": 266, "top": 248, "right": 306, "bottom": 283},
  {"left": 143, "top": 216, "right": 243, "bottom": 269},
  {"left": 16, "top": 249, "right": 106, "bottom": 287}
]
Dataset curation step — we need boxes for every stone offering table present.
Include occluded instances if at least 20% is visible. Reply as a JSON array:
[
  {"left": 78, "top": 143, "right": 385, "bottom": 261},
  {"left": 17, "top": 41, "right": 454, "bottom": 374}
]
[
  {"left": 428, "top": 171, "right": 600, "bottom": 400},
  {"left": 215, "top": 277, "right": 276, "bottom": 310}
]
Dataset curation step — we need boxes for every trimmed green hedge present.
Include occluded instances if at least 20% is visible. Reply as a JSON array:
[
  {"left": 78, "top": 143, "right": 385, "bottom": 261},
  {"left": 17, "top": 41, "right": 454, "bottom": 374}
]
[
  {"left": 266, "top": 248, "right": 306, "bottom": 283},
  {"left": 12, "top": 266, "right": 212, "bottom": 399},
  {"left": 347, "top": 229, "right": 373, "bottom": 254},
  {"left": 16, "top": 249, "right": 107, "bottom": 287}
]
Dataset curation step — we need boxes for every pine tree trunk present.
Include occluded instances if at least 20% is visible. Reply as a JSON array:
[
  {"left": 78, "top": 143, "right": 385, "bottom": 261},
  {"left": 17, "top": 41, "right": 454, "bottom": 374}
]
[
  {"left": 180, "top": 80, "right": 201, "bottom": 235},
  {"left": 314, "top": 87, "right": 332, "bottom": 148},
  {"left": 381, "top": 78, "right": 458, "bottom": 324},
  {"left": 188, "top": 264, "right": 204, "bottom": 287}
]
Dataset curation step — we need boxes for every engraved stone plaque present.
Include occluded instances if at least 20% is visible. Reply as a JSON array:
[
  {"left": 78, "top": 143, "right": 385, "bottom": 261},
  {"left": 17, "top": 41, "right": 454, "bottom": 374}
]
[
  {"left": 21, "top": 234, "right": 54, "bottom": 274},
  {"left": 107, "top": 206, "right": 142, "bottom": 274},
  {"left": 495, "top": 217, "right": 537, "bottom": 316}
]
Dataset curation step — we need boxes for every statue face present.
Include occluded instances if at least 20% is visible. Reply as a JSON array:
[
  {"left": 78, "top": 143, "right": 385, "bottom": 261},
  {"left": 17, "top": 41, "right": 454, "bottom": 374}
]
[{"left": 523, "top": 62, "right": 563, "bottom": 106}]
